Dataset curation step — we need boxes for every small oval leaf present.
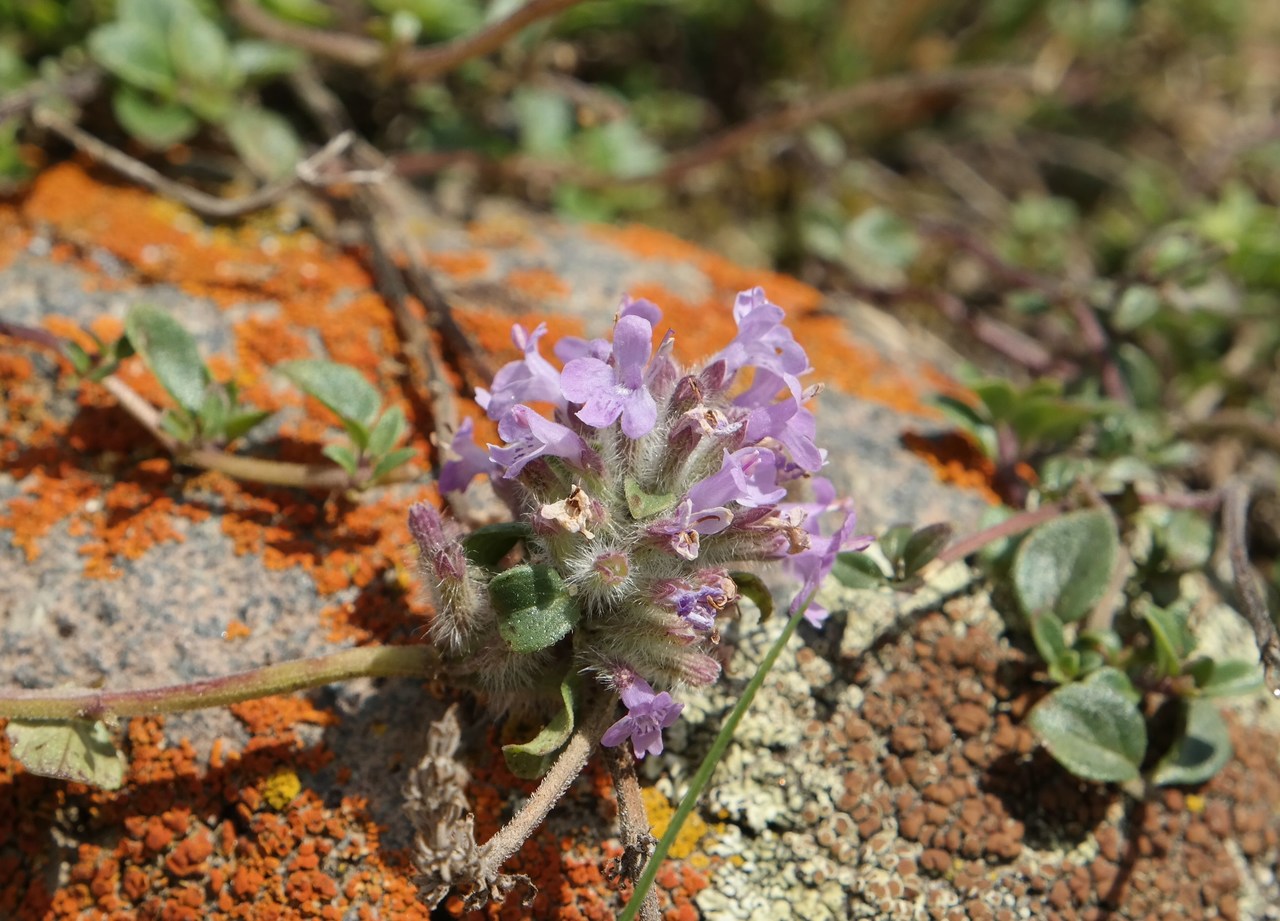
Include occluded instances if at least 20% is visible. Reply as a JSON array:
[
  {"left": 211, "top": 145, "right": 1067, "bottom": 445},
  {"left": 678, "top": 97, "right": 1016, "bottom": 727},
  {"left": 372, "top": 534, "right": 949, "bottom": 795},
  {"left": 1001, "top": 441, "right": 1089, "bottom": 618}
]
[
  {"left": 1027, "top": 682, "right": 1146, "bottom": 783},
  {"left": 502, "top": 675, "right": 576, "bottom": 779},
  {"left": 490, "top": 564, "right": 580, "bottom": 653},
  {"left": 276, "top": 359, "right": 381, "bottom": 430},
  {"left": 901, "top": 522, "right": 953, "bottom": 577},
  {"left": 6, "top": 719, "right": 127, "bottom": 790},
  {"left": 1013, "top": 508, "right": 1119, "bottom": 623},
  {"left": 729, "top": 571, "right": 774, "bottom": 622},
  {"left": 1150, "top": 698, "right": 1232, "bottom": 787},
  {"left": 1187, "top": 658, "right": 1264, "bottom": 698},
  {"left": 463, "top": 521, "right": 533, "bottom": 568},
  {"left": 125, "top": 304, "right": 211, "bottom": 414}
]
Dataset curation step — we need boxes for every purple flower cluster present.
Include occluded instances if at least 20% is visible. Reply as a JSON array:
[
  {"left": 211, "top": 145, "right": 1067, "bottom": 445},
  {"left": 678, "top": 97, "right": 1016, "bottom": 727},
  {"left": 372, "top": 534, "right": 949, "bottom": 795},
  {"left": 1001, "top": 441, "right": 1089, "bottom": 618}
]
[{"left": 419, "top": 288, "right": 867, "bottom": 759}]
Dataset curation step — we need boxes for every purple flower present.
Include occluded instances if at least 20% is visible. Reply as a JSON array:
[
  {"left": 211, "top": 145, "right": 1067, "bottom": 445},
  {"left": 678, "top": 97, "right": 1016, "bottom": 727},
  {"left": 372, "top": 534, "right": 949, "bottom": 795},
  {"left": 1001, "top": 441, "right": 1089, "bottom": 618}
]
[
  {"left": 783, "top": 488, "right": 873, "bottom": 627},
  {"left": 710, "top": 288, "right": 811, "bottom": 392},
  {"left": 655, "top": 570, "right": 738, "bottom": 631},
  {"left": 553, "top": 296, "right": 663, "bottom": 363},
  {"left": 648, "top": 499, "right": 734, "bottom": 561},
  {"left": 408, "top": 502, "right": 465, "bottom": 582},
  {"left": 488, "top": 405, "right": 587, "bottom": 478},
  {"left": 684, "top": 447, "right": 787, "bottom": 512},
  {"left": 738, "top": 373, "right": 825, "bottom": 473},
  {"left": 601, "top": 672, "right": 684, "bottom": 759},
  {"left": 477, "top": 323, "right": 563, "bottom": 421},
  {"left": 560, "top": 314, "right": 659, "bottom": 438},
  {"left": 437, "top": 417, "right": 494, "bottom": 494}
]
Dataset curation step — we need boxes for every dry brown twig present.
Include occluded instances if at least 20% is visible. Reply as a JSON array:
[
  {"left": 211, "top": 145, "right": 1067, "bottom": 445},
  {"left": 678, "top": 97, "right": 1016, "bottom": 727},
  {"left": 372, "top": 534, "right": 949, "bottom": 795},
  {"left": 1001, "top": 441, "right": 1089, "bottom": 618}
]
[
  {"left": 32, "top": 107, "right": 374, "bottom": 220},
  {"left": 604, "top": 745, "right": 661, "bottom": 921},
  {"left": 392, "top": 64, "right": 1038, "bottom": 187},
  {"left": 1222, "top": 481, "right": 1280, "bottom": 696},
  {"left": 230, "top": 0, "right": 588, "bottom": 80}
]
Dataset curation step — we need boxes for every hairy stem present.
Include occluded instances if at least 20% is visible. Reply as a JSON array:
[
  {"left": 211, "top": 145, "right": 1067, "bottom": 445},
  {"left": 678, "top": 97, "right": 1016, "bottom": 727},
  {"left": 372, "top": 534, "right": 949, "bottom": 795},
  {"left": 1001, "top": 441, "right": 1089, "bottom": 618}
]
[
  {"left": 936, "top": 500, "right": 1068, "bottom": 565},
  {"left": 0, "top": 646, "right": 439, "bottom": 722},
  {"left": 604, "top": 745, "right": 660, "bottom": 921},
  {"left": 479, "top": 692, "right": 616, "bottom": 873}
]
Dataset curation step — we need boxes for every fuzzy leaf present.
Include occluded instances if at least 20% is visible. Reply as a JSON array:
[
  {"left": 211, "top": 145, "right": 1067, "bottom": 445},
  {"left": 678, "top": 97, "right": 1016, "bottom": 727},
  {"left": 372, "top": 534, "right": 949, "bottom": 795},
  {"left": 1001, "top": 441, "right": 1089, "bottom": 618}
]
[
  {"left": 125, "top": 304, "right": 211, "bottom": 414},
  {"left": 370, "top": 447, "right": 417, "bottom": 483},
  {"left": 624, "top": 477, "right": 677, "bottom": 520},
  {"left": 1150, "top": 698, "right": 1232, "bottom": 787},
  {"left": 729, "top": 571, "right": 774, "bottom": 622},
  {"left": 366, "top": 406, "right": 407, "bottom": 458},
  {"left": 1013, "top": 509, "right": 1118, "bottom": 623},
  {"left": 490, "top": 564, "right": 580, "bottom": 654},
  {"left": 168, "top": 6, "right": 232, "bottom": 88},
  {"left": 901, "top": 522, "right": 953, "bottom": 577},
  {"left": 222, "top": 105, "right": 302, "bottom": 181},
  {"left": 463, "top": 521, "right": 533, "bottom": 568},
  {"left": 112, "top": 87, "right": 199, "bottom": 149},
  {"left": 1028, "top": 682, "right": 1146, "bottom": 783},
  {"left": 6, "top": 719, "right": 126, "bottom": 790},
  {"left": 230, "top": 41, "right": 305, "bottom": 80},
  {"left": 89, "top": 21, "right": 174, "bottom": 94},
  {"left": 1142, "top": 605, "right": 1194, "bottom": 679},
  {"left": 276, "top": 360, "right": 381, "bottom": 436},
  {"left": 1082, "top": 666, "right": 1141, "bottom": 703},
  {"left": 831, "top": 551, "right": 888, "bottom": 589},
  {"left": 502, "top": 675, "right": 576, "bottom": 778},
  {"left": 322, "top": 443, "right": 359, "bottom": 475},
  {"left": 1186, "top": 658, "right": 1264, "bottom": 698},
  {"left": 220, "top": 408, "right": 272, "bottom": 444},
  {"left": 1030, "top": 612, "right": 1070, "bottom": 680},
  {"left": 877, "top": 525, "right": 914, "bottom": 572}
]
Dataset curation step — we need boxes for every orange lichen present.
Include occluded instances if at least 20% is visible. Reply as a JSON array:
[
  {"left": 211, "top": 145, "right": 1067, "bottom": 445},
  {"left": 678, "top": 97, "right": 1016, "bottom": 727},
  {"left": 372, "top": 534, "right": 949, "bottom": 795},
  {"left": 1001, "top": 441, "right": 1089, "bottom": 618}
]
[
  {"left": 505, "top": 267, "right": 570, "bottom": 300},
  {"left": 424, "top": 250, "right": 492, "bottom": 279},
  {"left": 901, "top": 431, "right": 1003, "bottom": 505}
]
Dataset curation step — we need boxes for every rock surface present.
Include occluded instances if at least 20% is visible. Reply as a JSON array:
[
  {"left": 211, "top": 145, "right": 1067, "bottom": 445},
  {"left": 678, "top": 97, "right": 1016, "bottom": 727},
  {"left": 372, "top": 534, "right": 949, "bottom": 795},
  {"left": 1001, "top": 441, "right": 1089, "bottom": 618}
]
[{"left": 0, "top": 163, "right": 1277, "bottom": 920}]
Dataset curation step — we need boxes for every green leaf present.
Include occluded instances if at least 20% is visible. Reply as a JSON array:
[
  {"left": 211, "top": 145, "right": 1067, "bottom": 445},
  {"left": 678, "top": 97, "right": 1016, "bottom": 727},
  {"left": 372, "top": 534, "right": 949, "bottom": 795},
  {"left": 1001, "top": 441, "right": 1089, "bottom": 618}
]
[
  {"left": 168, "top": 6, "right": 232, "bottom": 88},
  {"left": 1112, "top": 284, "right": 1161, "bottom": 331},
  {"left": 276, "top": 359, "right": 382, "bottom": 434},
  {"left": 1027, "top": 682, "right": 1147, "bottom": 783},
  {"left": 1081, "top": 665, "right": 1141, "bottom": 703},
  {"left": 1012, "top": 508, "right": 1119, "bottom": 623},
  {"left": 230, "top": 41, "right": 305, "bottom": 80},
  {"left": 1159, "top": 509, "right": 1214, "bottom": 571},
  {"left": 844, "top": 209, "right": 916, "bottom": 275},
  {"left": 89, "top": 21, "right": 174, "bottom": 94},
  {"left": 370, "top": 446, "right": 417, "bottom": 483},
  {"left": 113, "top": 86, "right": 198, "bottom": 149},
  {"left": 125, "top": 304, "right": 211, "bottom": 413},
  {"left": 729, "top": 571, "right": 774, "bottom": 622},
  {"left": 220, "top": 408, "right": 272, "bottom": 444},
  {"left": 512, "top": 86, "right": 574, "bottom": 157},
  {"left": 1186, "top": 658, "right": 1264, "bottom": 698},
  {"left": 322, "top": 443, "right": 359, "bottom": 475},
  {"left": 160, "top": 408, "right": 198, "bottom": 443},
  {"left": 64, "top": 341, "right": 93, "bottom": 375},
  {"left": 624, "top": 477, "right": 678, "bottom": 520},
  {"left": 901, "top": 523, "right": 953, "bottom": 577},
  {"left": 490, "top": 564, "right": 581, "bottom": 654},
  {"left": 463, "top": 521, "right": 533, "bottom": 568},
  {"left": 1142, "top": 605, "right": 1194, "bottom": 679},
  {"left": 831, "top": 551, "right": 888, "bottom": 589},
  {"left": 932, "top": 394, "right": 989, "bottom": 429},
  {"left": 261, "top": 0, "right": 333, "bottom": 26},
  {"left": 1030, "top": 611, "right": 1069, "bottom": 676},
  {"left": 221, "top": 105, "right": 302, "bottom": 181},
  {"left": 502, "top": 675, "right": 576, "bottom": 778},
  {"left": 1150, "top": 698, "right": 1232, "bottom": 787},
  {"left": 877, "top": 525, "right": 913, "bottom": 572},
  {"left": 5, "top": 719, "right": 126, "bottom": 790},
  {"left": 970, "top": 378, "right": 1020, "bottom": 422},
  {"left": 367, "top": 406, "right": 407, "bottom": 458}
]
